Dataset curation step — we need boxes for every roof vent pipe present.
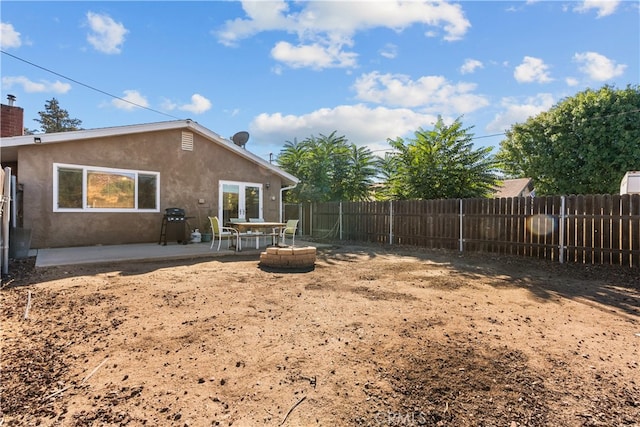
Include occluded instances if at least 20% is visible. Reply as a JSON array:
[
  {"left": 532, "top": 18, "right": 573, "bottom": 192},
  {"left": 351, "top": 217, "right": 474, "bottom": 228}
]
[{"left": 7, "top": 94, "right": 16, "bottom": 106}]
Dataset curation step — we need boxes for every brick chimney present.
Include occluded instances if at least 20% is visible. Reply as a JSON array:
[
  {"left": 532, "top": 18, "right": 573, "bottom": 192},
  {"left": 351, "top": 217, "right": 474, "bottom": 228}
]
[{"left": 1, "top": 94, "right": 25, "bottom": 137}]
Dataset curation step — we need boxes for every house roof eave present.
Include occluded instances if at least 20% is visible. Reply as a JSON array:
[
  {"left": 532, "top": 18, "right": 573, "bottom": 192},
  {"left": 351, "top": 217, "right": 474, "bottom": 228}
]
[{"left": 0, "top": 120, "right": 299, "bottom": 185}]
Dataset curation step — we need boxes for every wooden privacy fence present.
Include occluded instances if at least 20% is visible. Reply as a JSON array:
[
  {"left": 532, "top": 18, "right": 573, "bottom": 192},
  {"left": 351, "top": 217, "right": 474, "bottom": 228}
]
[{"left": 298, "top": 194, "right": 640, "bottom": 268}]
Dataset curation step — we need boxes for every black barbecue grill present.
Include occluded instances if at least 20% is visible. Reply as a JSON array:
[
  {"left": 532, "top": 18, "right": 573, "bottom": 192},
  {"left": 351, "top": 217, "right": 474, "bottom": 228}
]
[
  {"left": 165, "top": 208, "right": 186, "bottom": 221},
  {"left": 158, "top": 208, "right": 192, "bottom": 245}
]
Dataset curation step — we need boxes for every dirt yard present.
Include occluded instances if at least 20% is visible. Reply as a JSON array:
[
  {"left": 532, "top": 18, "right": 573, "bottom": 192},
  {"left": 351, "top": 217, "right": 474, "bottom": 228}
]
[{"left": 1, "top": 243, "right": 639, "bottom": 426}]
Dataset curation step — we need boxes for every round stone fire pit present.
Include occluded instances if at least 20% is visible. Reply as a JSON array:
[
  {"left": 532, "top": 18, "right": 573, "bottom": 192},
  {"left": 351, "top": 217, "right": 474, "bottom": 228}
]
[{"left": 259, "top": 246, "right": 316, "bottom": 271}]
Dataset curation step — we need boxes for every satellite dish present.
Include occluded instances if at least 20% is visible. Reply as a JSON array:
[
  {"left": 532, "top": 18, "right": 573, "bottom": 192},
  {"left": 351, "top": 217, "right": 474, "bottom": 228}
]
[{"left": 231, "top": 131, "right": 249, "bottom": 148}]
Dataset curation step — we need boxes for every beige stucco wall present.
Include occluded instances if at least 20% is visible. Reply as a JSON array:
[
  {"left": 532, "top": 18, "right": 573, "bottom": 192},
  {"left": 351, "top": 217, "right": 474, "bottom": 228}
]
[{"left": 18, "top": 128, "right": 285, "bottom": 248}]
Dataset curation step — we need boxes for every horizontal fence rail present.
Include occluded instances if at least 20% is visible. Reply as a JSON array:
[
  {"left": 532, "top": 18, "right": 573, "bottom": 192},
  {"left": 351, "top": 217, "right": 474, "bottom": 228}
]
[{"left": 294, "top": 194, "right": 640, "bottom": 268}]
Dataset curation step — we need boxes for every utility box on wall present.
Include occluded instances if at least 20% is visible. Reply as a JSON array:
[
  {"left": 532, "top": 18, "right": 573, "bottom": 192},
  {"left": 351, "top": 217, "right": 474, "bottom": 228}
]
[{"left": 620, "top": 171, "right": 640, "bottom": 195}]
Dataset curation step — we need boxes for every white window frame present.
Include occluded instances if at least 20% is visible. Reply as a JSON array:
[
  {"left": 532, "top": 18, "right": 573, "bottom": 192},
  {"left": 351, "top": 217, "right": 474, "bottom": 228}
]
[{"left": 53, "top": 163, "right": 160, "bottom": 213}]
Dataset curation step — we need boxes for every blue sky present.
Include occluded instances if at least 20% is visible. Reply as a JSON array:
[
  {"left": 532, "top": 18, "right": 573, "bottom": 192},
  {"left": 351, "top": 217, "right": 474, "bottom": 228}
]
[{"left": 1, "top": 1, "right": 638, "bottom": 162}]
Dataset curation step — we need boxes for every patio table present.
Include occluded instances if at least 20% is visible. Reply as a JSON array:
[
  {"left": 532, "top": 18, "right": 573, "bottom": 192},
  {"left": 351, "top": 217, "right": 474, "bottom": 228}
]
[{"left": 226, "top": 222, "right": 286, "bottom": 249}]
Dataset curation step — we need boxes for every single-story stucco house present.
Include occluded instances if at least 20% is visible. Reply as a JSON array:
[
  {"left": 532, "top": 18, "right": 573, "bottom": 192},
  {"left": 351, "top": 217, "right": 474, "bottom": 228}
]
[{"left": 1, "top": 107, "right": 298, "bottom": 249}]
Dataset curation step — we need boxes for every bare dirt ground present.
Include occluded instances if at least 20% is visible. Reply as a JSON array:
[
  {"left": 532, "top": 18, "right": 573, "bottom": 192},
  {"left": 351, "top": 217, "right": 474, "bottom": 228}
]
[{"left": 1, "top": 243, "right": 639, "bottom": 427}]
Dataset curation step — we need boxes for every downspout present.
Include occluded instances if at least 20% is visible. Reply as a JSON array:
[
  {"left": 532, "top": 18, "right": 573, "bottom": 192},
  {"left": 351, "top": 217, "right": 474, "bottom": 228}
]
[
  {"left": 279, "top": 183, "right": 298, "bottom": 223},
  {"left": 2, "top": 167, "right": 11, "bottom": 276}
]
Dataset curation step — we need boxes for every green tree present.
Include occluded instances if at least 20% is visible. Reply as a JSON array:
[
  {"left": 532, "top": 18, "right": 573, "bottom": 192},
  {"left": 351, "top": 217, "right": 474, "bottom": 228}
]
[
  {"left": 342, "top": 145, "right": 379, "bottom": 201},
  {"left": 370, "top": 153, "right": 400, "bottom": 200},
  {"left": 276, "top": 138, "right": 306, "bottom": 181},
  {"left": 277, "top": 131, "right": 379, "bottom": 202},
  {"left": 34, "top": 98, "right": 82, "bottom": 133},
  {"left": 386, "top": 116, "right": 498, "bottom": 200},
  {"left": 496, "top": 85, "right": 640, "bottom": 195}
]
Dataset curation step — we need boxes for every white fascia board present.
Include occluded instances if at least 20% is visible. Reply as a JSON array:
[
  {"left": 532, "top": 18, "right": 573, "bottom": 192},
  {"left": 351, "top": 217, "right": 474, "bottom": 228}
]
[
  {"left": 1, "top": 119, "right": 299, "bottom": 185},
  {"left": 1, "top": 120, "right": 189, "bottom": 148}
]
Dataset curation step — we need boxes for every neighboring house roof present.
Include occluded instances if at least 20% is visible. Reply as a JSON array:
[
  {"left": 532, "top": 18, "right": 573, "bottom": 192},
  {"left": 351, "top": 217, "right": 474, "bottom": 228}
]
[
  {"left": 493, "top": 178, "right": 534, "bottom": 198},
  {"left": 0, "top": 119, "right": 299, "bottom": 185}
]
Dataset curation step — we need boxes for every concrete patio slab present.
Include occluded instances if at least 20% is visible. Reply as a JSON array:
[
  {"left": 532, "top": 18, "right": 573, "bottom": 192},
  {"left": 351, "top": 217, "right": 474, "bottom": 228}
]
[
  {"left": 33, "top": 239, "right": 324, "bottom": 268},
  {"left": 34, "top": 242, "right": 231, "bottom": 268}
]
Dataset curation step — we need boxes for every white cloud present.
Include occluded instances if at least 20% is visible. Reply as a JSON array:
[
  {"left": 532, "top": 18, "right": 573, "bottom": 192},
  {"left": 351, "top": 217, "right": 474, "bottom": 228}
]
[
  {"left": 379, "top": 43, "right": 398, "bottom": 59},
  {"left": 460, "top": 58, "right": 483, "bottom": 74},
  {"left": 352, "top": 71, "right": 489, "bottom": 114},
  {"left": 86, "top": 12, "right": 128, "bottom": 54},
  {"left": 161, "top": 94, "right": 212, "bottom": 114},
  {"left": 215, "top": 0, "right": 293, "bottom": 48},
  {"left": 2, "top": 76, "right": 71, "bottom": 94},
  {"left": 251, "top": 104, "right": 439, "bottom": 148},
  {"left": 219, "top": 1, "right": 470, "bottom": 43},
  {"left": 179, "top": 94, "right": 212, "bottom": 114},
  {"left": 271, "top": 64, "right": 284, "bottom": 75},
  {"left": 112, "top": 90, "right": 149, "bottom": 111},
  {"left": 574, "top": 0, "right": 620, "bottom": 17},
  {"left": 271, "top": 41, "right": 357, "bottom": 69},
  {"left": 1, "top": 22, "right": 21, "bottom": 49},
  {"left": 160, "top": 98, "right": 177, "bottom": 111},
  {"left": 514, "top": 56, "right": 553, "bottom": 83},
  {"left": 565, "top": 77, "right": 580, "bottom": 86},
  {"left": 217, "top": 1, "right": 470, "bottom": 69},
  {"left": 573, "top": 51, "right": 626, "bottom": 81},
  {"left": 294, "top": 1, "right": 470, "bottom": 41},
  {"left": 486, "top": 93, "right": 555, "bottom": 132}
]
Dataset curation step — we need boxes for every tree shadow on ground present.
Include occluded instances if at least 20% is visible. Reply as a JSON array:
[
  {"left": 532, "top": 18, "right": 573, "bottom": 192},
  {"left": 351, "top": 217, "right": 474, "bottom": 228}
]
[
  {"left": 2, "top": 242, "right": 638, "bottom": 319},
  {"left": 378, "top": 243, "right": 640, "bottom": 319}
]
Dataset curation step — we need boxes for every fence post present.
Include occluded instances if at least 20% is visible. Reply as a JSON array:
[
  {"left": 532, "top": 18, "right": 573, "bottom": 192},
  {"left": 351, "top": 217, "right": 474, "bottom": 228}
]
[
  {"left": 339, "top": 201, "right": 343, "bottom": 240},
  {"left": 310, "top": 203, "right": 314, "bottom": 238},
  {"left": 559, "top": 196, "right": 566, "bottom": 264},
  {"left": 459, "top": 199, "right": 464, "bottom": 253},
  {"left": 298, "top": 203, "right": 303, "bottom": 236},
  {"left": 389, "top": 200, "right": 394, "bottom": 245}
]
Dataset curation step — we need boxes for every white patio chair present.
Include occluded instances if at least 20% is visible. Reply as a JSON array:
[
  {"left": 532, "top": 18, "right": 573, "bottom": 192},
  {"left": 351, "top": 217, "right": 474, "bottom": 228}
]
[
  {"left": 209, "top": 216, "right": 240, "bottom": 251},
  {"left": 280, "top": 219, "right": 299, "bottom": 246}
]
